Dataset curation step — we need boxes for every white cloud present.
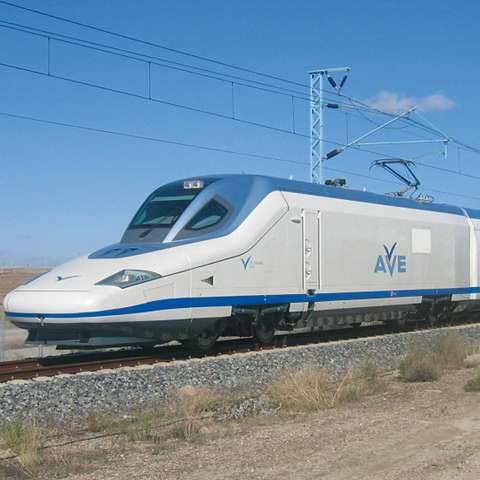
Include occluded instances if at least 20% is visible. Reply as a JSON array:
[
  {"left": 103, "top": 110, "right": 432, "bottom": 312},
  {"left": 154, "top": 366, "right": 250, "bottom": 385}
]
[
  {"left": 365, "top": 91, "right": 455, "bottom": 114},
  {"left": 419, "top": 93, "right": 455, "bottom": 112}
]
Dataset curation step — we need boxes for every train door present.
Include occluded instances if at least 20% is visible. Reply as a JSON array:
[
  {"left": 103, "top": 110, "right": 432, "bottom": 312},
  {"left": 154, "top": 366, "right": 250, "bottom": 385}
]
[{"left": 302, "top": 209, "right": 320, "bottom": 291}]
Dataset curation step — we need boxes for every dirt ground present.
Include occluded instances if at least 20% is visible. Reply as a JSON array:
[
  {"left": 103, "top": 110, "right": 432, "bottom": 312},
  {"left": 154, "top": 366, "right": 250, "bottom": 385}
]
[
  {"left": 21, "top": 366, "right": 478, "bottom": 480},
  {"left": 2, "top": 269, "right": 480, "bottom": 479}
]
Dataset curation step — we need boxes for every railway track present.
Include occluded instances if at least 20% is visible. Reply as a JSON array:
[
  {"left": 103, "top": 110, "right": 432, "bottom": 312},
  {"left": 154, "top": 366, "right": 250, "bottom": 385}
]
[{"left": 0, "top": 319, "right": 473, "bottom": 383}]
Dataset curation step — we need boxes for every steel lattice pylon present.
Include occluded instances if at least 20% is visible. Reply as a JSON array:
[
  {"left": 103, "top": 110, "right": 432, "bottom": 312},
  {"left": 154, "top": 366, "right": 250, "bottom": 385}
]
[
  {"left": 309, "top": 67, "right": 350, "bottom": 184},
  {"left": 309, "top": 72, "right": 322, "bottom": 184}
]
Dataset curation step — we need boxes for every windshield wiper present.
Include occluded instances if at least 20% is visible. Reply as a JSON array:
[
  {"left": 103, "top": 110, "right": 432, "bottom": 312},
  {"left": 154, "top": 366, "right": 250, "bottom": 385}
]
[
  {"left": 138, "top": 227, "right": 155, "bottom": 239},
  {"left": 138, "top": 208, "right": 183, "bottom": 239}
]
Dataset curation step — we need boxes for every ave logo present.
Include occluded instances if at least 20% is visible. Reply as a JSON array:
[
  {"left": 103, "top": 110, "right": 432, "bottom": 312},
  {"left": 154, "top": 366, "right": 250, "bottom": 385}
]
[{"left": 374, "top": 242, "right": 406, "bottom": 276}]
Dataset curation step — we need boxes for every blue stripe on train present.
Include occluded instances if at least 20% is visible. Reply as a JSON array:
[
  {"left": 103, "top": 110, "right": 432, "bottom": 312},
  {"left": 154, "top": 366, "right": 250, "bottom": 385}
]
[{"left": 6, "top": 286, "right": 480, "bottom": 319}]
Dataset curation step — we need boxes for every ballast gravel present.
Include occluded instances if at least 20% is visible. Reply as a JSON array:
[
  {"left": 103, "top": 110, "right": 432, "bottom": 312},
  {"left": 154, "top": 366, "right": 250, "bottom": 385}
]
[{"left": 1, "top": 325, "right": 480, "bottom": 425}]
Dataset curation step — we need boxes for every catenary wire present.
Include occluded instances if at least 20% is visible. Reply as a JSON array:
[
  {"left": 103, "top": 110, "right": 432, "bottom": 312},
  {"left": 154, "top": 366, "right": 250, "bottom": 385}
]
[
  {"left": 0, "top": 1, "right": 455, "bottom": 127},
  {"left": 5, "top": 0, "right": 480, "bottom": 155},
  {"left": 0, "top": 59, "right": 462, "bottom": 165},
  {"left": 3, "top": 108, "right": 480, "bottom": 203},
  {"left": 0, "top": 110, "right": 308, "bottom": 166},
  {"left": 0, "top": 63, "right": 396, "bottom": 162},
  {"left": 2, "top": 19, "right": 390, "bottom": 115},
  {"left": 0, "top": 59, "right": 413, "bottom": 158},
  {"left": 2, "top": 3, "right": 480, "bottom": 188},
  {"left": 0, "top": 60, "right": 315, "bottom": 139},
  {"left": 0, "top": 108, "right": 437, "bottom": 197},
  {"left": 0, "top": 21, "right": 318, "bottom": 103},
  {"left": 0, "top": 0, "right": 311, "bottom": 89},
  {"left": 0, "top": 19, "right": 465, "bottom": 147}
]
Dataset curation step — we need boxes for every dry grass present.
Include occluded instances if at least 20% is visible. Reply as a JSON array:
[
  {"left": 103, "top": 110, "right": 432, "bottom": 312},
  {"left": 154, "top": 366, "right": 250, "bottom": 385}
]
[
  {"left": 82, "top": 404, "right": 174, "bottom": 443},
  {"left": 266, "top": 359, "right": 389, "bottom": 413},
  {"left": 0, "top": 444, "right": 110, "bottom": 480},
  {"left": 86, "top": 411, "right": 117, "bottom": 434},
  {"left": 47, "top": 448, "right": 110, "bottom": 478},
  {"left": 124, "top": 405, "right": 173, "bottom": 442},
  {"left": 431, "top": 332, "right": 469, "bottom": 369},
  {"left": 169, "top": 385, "right": 224, "bottom": 441},
  {"left": 82, "top": 386, "right": 225, "bottom": 444},
  {"left": 399, "top": 354, "right": 440, "bottom": 382},
  {"left": 464, "top": 373, "right": 480, "bottom": 392},
  {"left": 267, "top": 364, "right": 376, "bottom": 411},
  {"left": 0, "top": 335, "right": 471, "bottom": 478},
  {"left": 0, "top": 418, "right": 45, "bottom": 478},
  {"left": 399, "top": 333, "right": 469, "bottom": 382}
]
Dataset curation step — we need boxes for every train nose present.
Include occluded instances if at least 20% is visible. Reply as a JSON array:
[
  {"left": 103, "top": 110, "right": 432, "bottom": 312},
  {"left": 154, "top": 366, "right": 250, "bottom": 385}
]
[{"left": 4, "top": 289, "right": 118, "bottom": 326}]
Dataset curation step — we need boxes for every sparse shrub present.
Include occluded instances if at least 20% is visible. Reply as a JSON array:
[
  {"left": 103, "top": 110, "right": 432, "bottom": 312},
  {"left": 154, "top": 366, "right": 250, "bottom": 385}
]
[
  {"left": 136, "top": 406, "right": 172, "bottom": 429},
  {"left": 42, "top": 448, "right": 109, "bottom": 478},
  {"left": 268, "top": 365, "right": 332, "bottom": 410},
  {"left": 171, "top": 422, "right": 202, "bottom": 441},
  {"left": 431, "top": 332, "right": 468, "bottom": 369},
  {"left": 267, "top": 365, "right": 360, "bottom": 411},
  {"left": 360, "top": 359, "right": 378, "bottom": 381},
  {"left": 464, "top": 374, "right": 480, "bottom": 392},
  {"left": 174, "top": 385, "right": 224, "bottom": 415},
  {"left": 399, "top": 333, "right": 468, "bottom": 382},
  {"left": 86, "top": 411, "right": 116, "bottom": 433},
  {"left": 338, "top": 386, "right": 359, "bottom": 403},
  {"left": 403, "top": 357, "right": 440, "bottom": 382},
  {"left": 125, "top": 405, "right": 173, "bottom": 441},
  {"left": 463, "top": 357, "right": 479, "bottom": 368},
  {"left": 169, "top": 385, "right": 222, "bottom": 441},
  {"left": 398, "top": 344, "right": 440, "bottom": 382},
  {"left": 355, "top": 359, "right": 388, "bottom": 394},
  {"left": 398, "top": 355, "right": 414, "bottom": 378},
  {"left": 1, "top": 417, "right": 45, "bottom": 476}
]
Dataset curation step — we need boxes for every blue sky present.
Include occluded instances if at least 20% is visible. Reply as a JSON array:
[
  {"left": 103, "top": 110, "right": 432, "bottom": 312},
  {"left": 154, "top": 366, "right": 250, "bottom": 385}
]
[{"left": 1, "top": 0, "right": 479, "bottom": 266}]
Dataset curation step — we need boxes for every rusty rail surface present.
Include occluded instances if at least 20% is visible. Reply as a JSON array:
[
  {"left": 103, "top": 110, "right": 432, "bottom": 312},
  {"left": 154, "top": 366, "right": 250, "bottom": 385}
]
[{"left": 0, "top": 319, "right": 472, "bottom": 383}]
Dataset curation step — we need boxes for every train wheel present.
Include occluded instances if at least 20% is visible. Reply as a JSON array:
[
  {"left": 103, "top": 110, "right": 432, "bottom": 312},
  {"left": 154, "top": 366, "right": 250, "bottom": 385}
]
[
  {"left": 190, "top": 328, "right": 220, "bottom": 350},
  {"left": 394, "top": 316, "right": 408, "bottom": 331},
  {"left": 252, "top": 319, "right": 275, "bottom": 344},
  {"left": 428, "top": 314, "right": 438, "bottom": 328}
]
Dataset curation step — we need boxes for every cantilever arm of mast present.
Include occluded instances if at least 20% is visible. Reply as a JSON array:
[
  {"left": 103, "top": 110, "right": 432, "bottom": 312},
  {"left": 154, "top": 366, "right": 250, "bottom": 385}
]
[
  {"left": 357, "top": 139, "right": 448, "bottom": 146},
  {"left": 324, "top": 108, "right": 417, "bottom": 160}
]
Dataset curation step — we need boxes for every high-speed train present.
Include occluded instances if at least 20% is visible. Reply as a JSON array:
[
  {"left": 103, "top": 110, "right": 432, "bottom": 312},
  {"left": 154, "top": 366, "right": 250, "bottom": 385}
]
[{"left": 4, "top": 174, "right": 480, "bottom": 349}]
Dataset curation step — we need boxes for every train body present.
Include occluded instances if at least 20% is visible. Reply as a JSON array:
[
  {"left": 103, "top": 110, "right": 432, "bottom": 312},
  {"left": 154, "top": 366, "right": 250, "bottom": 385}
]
[{"left": 4, "top": 174, "right": 480, "bottom": 349}]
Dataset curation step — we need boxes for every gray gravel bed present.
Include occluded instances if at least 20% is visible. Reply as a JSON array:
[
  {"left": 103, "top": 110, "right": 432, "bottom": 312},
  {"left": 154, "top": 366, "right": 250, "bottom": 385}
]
[{"left": 1, "top": 325, "right": 480, "bottom": 425}]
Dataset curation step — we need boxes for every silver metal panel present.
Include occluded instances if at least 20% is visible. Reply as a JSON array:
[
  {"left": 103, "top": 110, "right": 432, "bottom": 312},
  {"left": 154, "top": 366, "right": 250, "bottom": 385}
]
[{"left": 302, "top": 209, "right": 320, "bottom": 290}]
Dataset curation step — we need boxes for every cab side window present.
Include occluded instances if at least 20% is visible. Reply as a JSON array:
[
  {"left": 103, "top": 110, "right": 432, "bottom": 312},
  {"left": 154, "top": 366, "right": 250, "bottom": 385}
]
[
  {"left": 186, "top": 200, "right": 227, "bottom": 230},
  {"left": 174, "top": 197, "right": 232, "bottom": 240}
]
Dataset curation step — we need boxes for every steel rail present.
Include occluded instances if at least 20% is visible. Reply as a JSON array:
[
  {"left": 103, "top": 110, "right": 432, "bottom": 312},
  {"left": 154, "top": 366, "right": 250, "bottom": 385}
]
[{"left": 0, "top": 318, "right": 475, "bottom": 383}]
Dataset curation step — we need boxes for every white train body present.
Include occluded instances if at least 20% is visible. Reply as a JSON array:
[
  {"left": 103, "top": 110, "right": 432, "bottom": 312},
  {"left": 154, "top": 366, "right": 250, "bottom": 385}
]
[{"left": 4, "top": 174, "right": 480, "bottom": 348}]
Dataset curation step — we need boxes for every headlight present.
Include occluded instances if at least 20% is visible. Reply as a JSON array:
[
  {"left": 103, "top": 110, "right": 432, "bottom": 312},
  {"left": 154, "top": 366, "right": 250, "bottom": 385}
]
[{"left": 96, "top": 270, "right": 161, "bottom": 288}]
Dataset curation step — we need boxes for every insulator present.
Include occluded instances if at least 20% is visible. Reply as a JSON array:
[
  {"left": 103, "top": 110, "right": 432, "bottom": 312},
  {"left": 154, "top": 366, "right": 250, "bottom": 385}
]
[
  {"left": 326, "top": 148, "right": 342, "bottom": 159},
  {"left": 327, "top": 75, "right": 337, "bottom": 89},
  {"left": 326, "top": 103, "right": 339, "bottom": 109},
  {"left": 340, "top": 74, "right": 349, "bottom": 88}
]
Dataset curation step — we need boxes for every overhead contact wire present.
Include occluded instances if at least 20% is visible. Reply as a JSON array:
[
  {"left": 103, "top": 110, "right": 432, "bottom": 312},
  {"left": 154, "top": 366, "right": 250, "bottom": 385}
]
[{"left": 0, "top": 110, "right": 308, "bottom": 166}]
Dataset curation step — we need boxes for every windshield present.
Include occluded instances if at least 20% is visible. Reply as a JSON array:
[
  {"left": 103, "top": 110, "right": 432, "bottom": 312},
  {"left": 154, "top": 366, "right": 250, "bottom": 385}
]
[
  {"left": 120, "top": 177, "right": 235, "bottom": 244},
  {"left": 130, "top": 189, "right": 201, "bottom": 229}
]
